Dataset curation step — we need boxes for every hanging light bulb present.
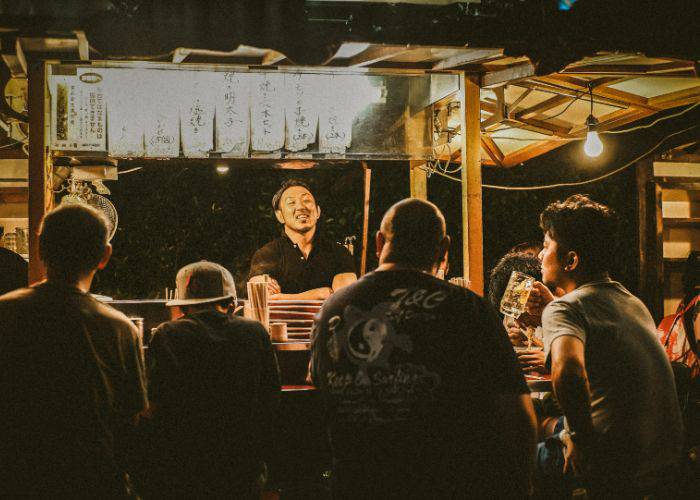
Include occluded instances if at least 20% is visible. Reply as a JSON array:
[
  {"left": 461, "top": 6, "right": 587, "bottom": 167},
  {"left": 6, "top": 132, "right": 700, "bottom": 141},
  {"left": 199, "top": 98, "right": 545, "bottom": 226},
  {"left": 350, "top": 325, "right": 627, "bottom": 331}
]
[
  {"left": 583, "top": 84, "right": 603, "bottom": 158},
  {"left": 584, "top": 115, "right": 603, "bottom": 157}
]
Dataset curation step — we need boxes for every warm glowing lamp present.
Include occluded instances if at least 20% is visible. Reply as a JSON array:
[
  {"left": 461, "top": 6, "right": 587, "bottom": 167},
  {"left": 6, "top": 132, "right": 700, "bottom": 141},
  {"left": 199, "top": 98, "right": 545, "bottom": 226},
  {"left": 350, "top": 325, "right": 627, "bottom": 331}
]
[
  {"left": 584, "top": 115, "right": 603, "bottom": 158},
  {"left": 583, "top": 84, "right": 603, "bottom": 158}
]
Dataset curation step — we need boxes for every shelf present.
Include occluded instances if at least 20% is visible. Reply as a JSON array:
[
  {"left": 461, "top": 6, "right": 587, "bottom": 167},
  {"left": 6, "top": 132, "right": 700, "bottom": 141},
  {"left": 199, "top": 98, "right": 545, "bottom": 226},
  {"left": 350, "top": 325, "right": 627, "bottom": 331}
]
[
  {"left": 657, "top": 177, "right": 700, "bottom": 190},
  {"left": 663, "top": 217, "right": 700, "bottom": 227},
  {"left": 664, "top": 258, "right": 688, "bottom": 273}
]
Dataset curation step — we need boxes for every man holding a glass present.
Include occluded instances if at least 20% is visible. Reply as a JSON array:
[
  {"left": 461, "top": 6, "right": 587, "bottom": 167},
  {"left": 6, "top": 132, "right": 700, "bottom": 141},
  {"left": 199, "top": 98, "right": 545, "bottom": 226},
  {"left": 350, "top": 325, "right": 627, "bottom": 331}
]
[{"left": 535, "top": 195, "right": 682, "bottom": 497}]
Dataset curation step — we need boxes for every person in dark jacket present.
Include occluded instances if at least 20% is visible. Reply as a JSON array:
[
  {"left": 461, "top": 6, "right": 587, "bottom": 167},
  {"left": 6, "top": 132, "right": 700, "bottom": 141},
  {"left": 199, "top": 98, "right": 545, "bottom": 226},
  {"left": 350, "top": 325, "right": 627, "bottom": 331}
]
[
  {"left": 143, "top": 261, "right": 281, "bottom": 499},
  {"left": 0, "top": 205, "right": 147, "bottom": 498},
  {"left": 0, "top": 225, "right": 28, "bottom": 295}
]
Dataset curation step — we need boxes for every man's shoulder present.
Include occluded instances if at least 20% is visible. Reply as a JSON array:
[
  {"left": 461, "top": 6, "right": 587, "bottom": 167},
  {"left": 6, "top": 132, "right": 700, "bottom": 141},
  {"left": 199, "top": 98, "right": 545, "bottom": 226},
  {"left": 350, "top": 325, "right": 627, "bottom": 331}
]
[
  {"left": 255, "top": 237, "right": 285, "bottom": 254},
  {"left": 157, "top": 313, "right": 267, "bottom": 339},
  {"left": 0, "top": 246, "right": 28, "bottom": 264},
  {"left": 91, "top": 299, "right": 139, "bottom": 333},
  {"left": 0, "top": 285, "right": 34, "bottom": 304},
  {"left": 322, "top": 270, "right": 481, "bottom": 312}
]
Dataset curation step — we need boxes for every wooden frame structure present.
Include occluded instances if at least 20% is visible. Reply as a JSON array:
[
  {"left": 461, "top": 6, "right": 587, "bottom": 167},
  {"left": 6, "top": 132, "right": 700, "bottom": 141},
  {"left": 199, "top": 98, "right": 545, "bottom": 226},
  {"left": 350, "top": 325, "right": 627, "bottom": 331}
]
[
  {"left": 14, "top": 42, "right": 700, "bottom": 298},
  {"left": 28, "top": 58, "right": 488, "bottom": 293}
]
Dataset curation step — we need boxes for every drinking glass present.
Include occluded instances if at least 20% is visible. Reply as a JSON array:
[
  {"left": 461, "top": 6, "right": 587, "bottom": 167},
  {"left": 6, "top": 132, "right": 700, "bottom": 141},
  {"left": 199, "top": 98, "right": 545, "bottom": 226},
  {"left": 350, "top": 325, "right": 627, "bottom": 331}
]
[{"left": 499, "top": 271, "right": 534, "bottom": 319}]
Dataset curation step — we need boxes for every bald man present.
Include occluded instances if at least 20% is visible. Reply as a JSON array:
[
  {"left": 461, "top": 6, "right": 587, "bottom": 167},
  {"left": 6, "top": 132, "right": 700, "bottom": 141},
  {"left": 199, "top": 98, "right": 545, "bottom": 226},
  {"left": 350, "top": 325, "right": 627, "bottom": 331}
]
[{"left": 311, "top": 198, "right": 536, "bottom": 499}]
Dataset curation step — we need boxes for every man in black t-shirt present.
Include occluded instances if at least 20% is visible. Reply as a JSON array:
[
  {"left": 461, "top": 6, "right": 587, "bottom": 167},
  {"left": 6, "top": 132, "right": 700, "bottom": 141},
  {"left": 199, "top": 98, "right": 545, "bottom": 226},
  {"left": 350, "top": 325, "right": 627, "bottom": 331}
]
[
  {"left": 144, "top": 261, "right": 281, "bottom": 498},
  {"left": 0, "top": 205, "right": 147, "bottom": 498},
  {"left": 249, "top": 179, "right": 356, "bottom": 300},
  {"left": 311, "top": 198, "right": 536, "bottom": 499}
]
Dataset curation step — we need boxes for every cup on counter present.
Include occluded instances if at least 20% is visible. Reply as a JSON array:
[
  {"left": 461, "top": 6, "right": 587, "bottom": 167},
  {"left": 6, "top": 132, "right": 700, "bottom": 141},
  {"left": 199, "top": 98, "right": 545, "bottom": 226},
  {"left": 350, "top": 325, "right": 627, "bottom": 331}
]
[{"left": 270, "top": 322, "right": 288, "bottom": 342}]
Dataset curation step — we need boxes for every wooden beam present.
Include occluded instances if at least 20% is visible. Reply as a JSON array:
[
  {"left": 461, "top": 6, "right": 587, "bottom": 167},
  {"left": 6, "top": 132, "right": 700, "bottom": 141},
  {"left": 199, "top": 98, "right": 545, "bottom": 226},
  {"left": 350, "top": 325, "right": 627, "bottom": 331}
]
[
  {"left": 480, "top": 61, "right": 535, "bottom": 88},
  {"left": 521, "top": 79, "right": 649, "bottom": 111},
  {"left": 459, "top": 74, "right": 483, "bottom": 294},
  {"left": 349, "top": 45, "right": 411, "bottom": 67},
  {"left": 409, "top": 161, "right": 428, "bottom": 200},
  {"left": 566, "top": 107, "right": 655, "bottom": 136},
  {"left": 480, "top": 135, "right": 504, "bottom": 165},
  {"left": 0, "top": 187, "right": 28, "bottom": 204},
  {"left": 431, "top": 48, "right": 503, "bottom": 71},
  {"left": 562, "top": 60, "right": 693, "bottom": 76},
  {"left": 510, "top": 116, "right": 572, "bottom": 136},
  {"left": 648, "top": 86, "right": 700, "bottom": 108},
  {"left": 500, "top": 139, "right": 572, "bottom": 168},
  {"left": 360, "top": 162, "right": 372, "bottom": 276},
  {"left": 507, "top": 87, "right": 533, "bottom": 114},
  {"left": 28, "top": 62, "right": 52, "bottom": 284},
  {"left": 1, "top": 34, "right": 27, "bottom": 78},
  {"left": 73, "top": 30, "right": 89, "bottom": 61},
  {"left": 514, "top": 94, "right": 571, "bottom": 120}
]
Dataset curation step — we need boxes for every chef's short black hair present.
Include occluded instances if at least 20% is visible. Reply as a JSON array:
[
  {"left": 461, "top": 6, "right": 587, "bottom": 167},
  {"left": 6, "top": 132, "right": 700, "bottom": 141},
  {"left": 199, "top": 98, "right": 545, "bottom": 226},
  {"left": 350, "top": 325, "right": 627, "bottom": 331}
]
[{"left": 272, "top": 179, "right": 316, "bottom": 211}]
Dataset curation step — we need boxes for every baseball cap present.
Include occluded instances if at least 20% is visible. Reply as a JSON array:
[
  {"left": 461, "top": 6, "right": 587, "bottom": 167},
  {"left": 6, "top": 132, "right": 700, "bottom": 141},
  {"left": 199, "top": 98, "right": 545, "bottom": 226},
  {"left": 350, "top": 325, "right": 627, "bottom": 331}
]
[{"left": 166, "top": 261, "right": 237, "bottom": 307}]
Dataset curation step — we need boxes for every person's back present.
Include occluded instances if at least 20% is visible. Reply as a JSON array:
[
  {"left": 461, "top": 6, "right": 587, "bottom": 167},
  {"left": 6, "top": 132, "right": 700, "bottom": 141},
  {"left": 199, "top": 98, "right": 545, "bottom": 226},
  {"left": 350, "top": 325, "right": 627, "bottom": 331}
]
[
  {"left": 0, "top": 205, "right": 146, "bottom": 498},
  {"left": 144, "top": 262, "right": 281, "bottom": 498},
  {"left": 544, "top": 280, "right": 683, "bottom": 482},
  {"left": 0, "top": 244, "right": 28, "bottom": 295},
  {"left": 312, "top": 198, "right": 535, "bottom": 499}
]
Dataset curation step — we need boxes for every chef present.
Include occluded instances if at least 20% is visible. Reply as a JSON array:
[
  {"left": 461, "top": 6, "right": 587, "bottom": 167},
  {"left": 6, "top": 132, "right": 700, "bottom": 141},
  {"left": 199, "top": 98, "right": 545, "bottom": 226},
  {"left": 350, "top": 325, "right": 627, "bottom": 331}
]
[{"left": 248, "top": 179, "right": 357, "bottom": 300}]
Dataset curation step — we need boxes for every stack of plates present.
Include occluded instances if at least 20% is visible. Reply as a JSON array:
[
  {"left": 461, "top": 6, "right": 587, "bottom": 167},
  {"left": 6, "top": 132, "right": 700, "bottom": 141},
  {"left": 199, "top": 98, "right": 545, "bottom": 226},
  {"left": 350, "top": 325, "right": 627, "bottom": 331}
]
[{"left": 268, "top": 300, "right": 324, "bottom": 340}]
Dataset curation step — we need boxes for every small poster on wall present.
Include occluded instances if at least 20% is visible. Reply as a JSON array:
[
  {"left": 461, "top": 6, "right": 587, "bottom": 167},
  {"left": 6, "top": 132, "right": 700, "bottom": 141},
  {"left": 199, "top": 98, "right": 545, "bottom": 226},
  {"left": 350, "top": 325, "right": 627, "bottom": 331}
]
[
  {"left": 102, "top": 68, "right": 145, "bottom": 157},
  {"left": 215, "top": 72, "right": 250, "bottom": 157},
  {"left": 179, "top": 71, "right": 215, "bottom": 158},
  {"left": 144, "top": 71, "right": 180, "bottom": 158},
  {"left": 250, "top": 73, "right": 285, "bottom": 152},
  {"left": 319, "top": 74, "right": 354, "bottom": 154},
  {"left": 284, "top": 73, "right": 319, "bottom": 152},
  {"left": 49, "top": 72, "right": 106, "bottom": 151}
]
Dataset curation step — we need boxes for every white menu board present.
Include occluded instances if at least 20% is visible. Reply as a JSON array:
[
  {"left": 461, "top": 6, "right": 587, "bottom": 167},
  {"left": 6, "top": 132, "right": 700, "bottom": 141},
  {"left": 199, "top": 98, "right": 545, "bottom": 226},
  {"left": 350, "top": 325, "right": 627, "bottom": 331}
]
[
  {"left": 103, "top": 68, "right": 145, "bottom": 157},
  {"left": 284, "top": 74, "right": 319, "bottom": 152},
  {"left": 179, "top": 71, "right": 215, "bottom": 158},
  {"left": 144, "top": 71, "right": 180, "bottom": 158},
  {"left": 49, "top": 73, "right": 106, "bottom": 151},
  {"left": 215, "top": 72, "right": 250, "bottom": 157},
  {"left": 250, "top": 73, "right": 285, "bottom": 152},
  {"left": 319, "top": 74, "right": 354, "bottom": 154}
]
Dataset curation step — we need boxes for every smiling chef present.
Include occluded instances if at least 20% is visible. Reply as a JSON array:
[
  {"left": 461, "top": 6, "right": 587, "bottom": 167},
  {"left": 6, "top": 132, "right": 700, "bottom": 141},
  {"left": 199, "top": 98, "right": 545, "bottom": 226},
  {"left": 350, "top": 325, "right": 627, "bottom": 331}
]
[{"left": 248, "top": 179, "right": 357, "bottom": 300}]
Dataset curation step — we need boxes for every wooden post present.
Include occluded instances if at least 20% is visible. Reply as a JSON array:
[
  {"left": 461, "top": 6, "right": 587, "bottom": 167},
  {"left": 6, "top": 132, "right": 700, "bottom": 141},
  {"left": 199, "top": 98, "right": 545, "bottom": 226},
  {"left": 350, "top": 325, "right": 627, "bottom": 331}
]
[
  {"left": 28, "top": 61, "right": 52, "bottom": 284},
  {"left": 360, "top": 162, "right": 372, "bottom": 276},
  {"left": 458, "top": 74, "right": 484, "bottom": 294},
  {"left": 409, "top": 161, "right": 428, "bottom": 199}
]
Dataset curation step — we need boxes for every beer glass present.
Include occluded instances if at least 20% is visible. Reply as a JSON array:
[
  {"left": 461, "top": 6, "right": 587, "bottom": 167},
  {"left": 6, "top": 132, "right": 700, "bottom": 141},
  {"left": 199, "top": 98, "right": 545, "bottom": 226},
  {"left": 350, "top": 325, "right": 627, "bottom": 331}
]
[{"left": 499, "top": 271, "right": 534, "bottom": 319}]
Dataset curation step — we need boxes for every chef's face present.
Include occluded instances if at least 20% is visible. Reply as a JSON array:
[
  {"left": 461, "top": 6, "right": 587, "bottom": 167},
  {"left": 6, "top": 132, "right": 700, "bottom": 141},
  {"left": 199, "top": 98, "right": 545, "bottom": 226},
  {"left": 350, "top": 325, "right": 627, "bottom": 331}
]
[{"left": 275, "top": 186, "right": 320, "bottom": 234}]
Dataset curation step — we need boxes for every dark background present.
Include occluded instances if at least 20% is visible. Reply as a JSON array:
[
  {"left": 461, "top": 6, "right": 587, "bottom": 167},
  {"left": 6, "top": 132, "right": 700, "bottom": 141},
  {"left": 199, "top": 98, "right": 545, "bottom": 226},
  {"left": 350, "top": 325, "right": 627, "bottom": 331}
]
[{"left": 93, "top": 156, "right": 637, "bottom": 300}]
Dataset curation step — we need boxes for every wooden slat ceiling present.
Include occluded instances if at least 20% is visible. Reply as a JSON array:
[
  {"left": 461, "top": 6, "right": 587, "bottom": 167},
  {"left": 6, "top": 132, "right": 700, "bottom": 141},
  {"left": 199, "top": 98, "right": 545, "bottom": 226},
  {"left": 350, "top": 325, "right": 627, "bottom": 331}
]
[{"left": 2, "top": 34, "right": 699, "bottom": 167}]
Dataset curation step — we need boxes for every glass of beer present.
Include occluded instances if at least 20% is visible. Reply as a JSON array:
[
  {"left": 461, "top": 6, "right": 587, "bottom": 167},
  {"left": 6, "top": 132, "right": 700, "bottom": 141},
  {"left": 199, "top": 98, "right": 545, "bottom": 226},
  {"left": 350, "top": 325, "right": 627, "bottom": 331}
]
[{"left": 499, "top": 271, "right": 534, "bottom": 319}]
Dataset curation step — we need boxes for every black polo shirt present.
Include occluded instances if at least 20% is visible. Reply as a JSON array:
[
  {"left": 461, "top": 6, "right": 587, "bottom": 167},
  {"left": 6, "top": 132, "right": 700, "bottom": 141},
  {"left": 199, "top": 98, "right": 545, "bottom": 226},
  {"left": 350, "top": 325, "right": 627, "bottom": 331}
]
[{"left": 249, "top": 232, "right": 356, "bottom": 294}]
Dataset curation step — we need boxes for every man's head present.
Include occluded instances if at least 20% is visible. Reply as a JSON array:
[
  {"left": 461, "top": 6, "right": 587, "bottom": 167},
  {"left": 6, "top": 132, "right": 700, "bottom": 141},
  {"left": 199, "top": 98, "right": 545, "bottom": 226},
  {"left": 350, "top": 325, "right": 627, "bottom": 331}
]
[
  {"left": 166, "top": 261, "right": 237, "bottom": 313},
  {"left": 539, "top": 194, "right": 616, "bottom": 289},
  {"left": 377, "top": 198, "right": 449, "bottom": 273},
  {"left": 39, "top": 204, "right": 112, "bottom": 281},
  {"left": 488, "top": 252, "right": 542, "bottom": 312},
  {"left": 272, "top": 179, "right": 320, "bottom": 235},
  {"left": 508, "top": 241, "right": 543, "bottom": 258}
]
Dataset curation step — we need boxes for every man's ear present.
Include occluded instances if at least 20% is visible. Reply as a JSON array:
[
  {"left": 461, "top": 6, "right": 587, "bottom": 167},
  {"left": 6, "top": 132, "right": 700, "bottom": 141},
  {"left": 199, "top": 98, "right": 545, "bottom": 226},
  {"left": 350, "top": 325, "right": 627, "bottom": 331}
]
[
  {"left": 97, "top": 243, "right": 112, "bottom": 271},
  {"left": 316, "top": 205, "right": 321, "bottom": 219},
  {"left": 565, "top": 251, "right": 579, "bottom": 272},
  {"left": 375, "top": 231, "right": 385, "bottom": 259},
  {"left": 435, "top": 235, "right": 450, "bottom": 271},
  {"left": 274, "top": 209, "right": 285, "bottom": 224}
]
